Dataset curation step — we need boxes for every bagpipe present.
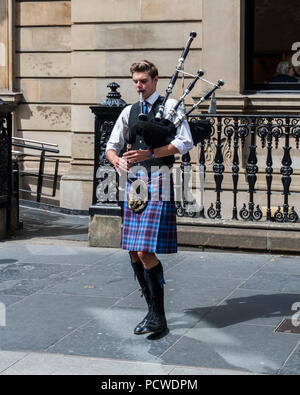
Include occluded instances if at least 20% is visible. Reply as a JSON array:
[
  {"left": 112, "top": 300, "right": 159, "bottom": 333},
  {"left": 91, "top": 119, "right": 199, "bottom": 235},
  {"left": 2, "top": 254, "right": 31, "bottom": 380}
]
[{"left": 126, "top": 31, "right": 224, "bottom": 150}]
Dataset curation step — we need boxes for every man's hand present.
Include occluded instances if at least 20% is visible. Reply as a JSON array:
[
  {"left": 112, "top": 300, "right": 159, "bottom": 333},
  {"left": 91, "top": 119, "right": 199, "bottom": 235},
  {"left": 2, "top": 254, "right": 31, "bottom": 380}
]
[
  {"left": 114, "top": 156, "right": 130, "bottom": 175},
  {"left": 106, "top": 149, "right": 130, "bottom": 175},
  {"left": 122, "top": 149, "right": 150, "bottom": 164}
]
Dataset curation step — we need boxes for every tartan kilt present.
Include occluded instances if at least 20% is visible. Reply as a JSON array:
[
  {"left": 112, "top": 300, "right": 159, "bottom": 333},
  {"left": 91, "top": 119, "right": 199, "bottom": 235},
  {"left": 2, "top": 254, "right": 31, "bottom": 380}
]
[{"left": 122, "top": 171, "right": 177, "bottom": 254}]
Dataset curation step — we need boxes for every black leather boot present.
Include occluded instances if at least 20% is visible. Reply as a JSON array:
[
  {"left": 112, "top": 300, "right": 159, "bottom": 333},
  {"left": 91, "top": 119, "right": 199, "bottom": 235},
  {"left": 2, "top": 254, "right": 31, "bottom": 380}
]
[
  {"left": 130, "top": 260, "right": 152, "bottom": 335},
  {"left": 137, "top": 261, "right": 168, "bottom": 335}
]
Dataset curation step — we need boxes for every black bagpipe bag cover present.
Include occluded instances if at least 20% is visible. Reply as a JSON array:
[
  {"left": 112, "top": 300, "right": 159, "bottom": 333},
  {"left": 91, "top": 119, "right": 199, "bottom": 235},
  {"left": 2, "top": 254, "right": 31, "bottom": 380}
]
[
  {"left": 127, "top": 118, "right": 212, "bottom": 148},
  {"left": 127, "top": 119, "right": 176, "bottom": 148}
]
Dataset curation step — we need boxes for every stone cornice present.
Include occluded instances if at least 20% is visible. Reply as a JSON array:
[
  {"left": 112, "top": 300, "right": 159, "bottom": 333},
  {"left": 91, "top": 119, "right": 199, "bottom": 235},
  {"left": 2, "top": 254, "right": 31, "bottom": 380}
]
[
  {"left": 193, "top": 92, "right": 300, "bottom": 113},
  {"left": 0, "top": 91, "right": 23, "bottom": 104}
]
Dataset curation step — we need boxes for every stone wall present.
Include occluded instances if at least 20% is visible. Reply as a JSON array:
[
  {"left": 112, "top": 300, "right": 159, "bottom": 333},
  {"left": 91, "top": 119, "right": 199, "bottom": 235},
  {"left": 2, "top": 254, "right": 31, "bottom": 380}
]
[
  {"left": 13, "top": 0, "right": 203, "bottom": 209},
  {"left": 14, "top": 1, "right": 71, "bottom": 204}
]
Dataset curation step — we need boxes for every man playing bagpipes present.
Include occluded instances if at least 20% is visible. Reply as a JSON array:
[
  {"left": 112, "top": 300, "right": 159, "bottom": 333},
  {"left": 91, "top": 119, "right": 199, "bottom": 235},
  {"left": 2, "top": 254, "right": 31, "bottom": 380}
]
[
  {"left": 106, "top": 32, "right": 223, "bottom": 337},
  {"left": 106, "top": 60, "right": 194, "bottom": 336}
]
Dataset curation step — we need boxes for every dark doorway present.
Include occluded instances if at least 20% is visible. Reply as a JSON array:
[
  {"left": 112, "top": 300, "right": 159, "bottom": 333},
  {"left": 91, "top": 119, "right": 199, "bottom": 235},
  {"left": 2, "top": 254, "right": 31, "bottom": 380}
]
[{"left": 245, "top": 0, "right": 300, "bottom": 92}]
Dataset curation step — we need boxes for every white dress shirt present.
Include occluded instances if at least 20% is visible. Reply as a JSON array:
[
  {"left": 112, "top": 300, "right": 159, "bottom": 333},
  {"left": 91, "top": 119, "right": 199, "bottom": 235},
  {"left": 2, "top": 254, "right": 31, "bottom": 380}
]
[{"left": 105, "top": 91, "right": 194, "bottom": 156}]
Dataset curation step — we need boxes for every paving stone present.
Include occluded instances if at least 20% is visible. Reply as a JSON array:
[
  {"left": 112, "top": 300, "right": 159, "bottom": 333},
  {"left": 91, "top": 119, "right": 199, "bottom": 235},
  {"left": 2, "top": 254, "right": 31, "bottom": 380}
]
[
  {"left": 41, "top": 267, "right": 138, "bottom": 298},
  {"left": 19, "top": 207, "right": 89, "bottom": 242},
  {"left": 47, "top": 306, "right": 181, "bottom": 362},
  {"left": 0, "top": 293, "right": 117, "bottom": 351},
  {"left": 163, "top": 270, "right": 243, "bottom": 311},
  {"left": 0, "top": 262, "right": 88, "bottom": 297},
  {"left": 0, "top": 351, "right": 29, "bottom": 373},
  {"left": 241, "top": 272, "right": 300, "bottom": 293},
  {"left": 168, "top": 251, "right": 271, "bottom": 280},
  {"left": 169, "top": 366, "right": 254, "bottom": 375},
  {"left": 279, "top": 344, "right": 300, "bottom": 375},
  {"left": 161, "top": 321, "right": 299, "bottom": 375},
  {"left": 209, "top": 288, "right": 300, "bottom": 327},
  {"left": 19, "top": 247, "right": 117, "bottom": 265},
  {"left": 0, "top": 244, "right": 53, "bottom": 261},
  {"left": 88, "top": 250, "right": 134, "bottom": 276},
  {"left": 1, "top": 352, "right": 174, "bottom": 375},
  {"left": 0, "top": 295, "right": 24, "bottom": 307},
  {"left": 259, "top": 255, "right": 300, "bottom": 275},
  {"left": 99, "top": 251, "right": 187, "bottom": 277}
]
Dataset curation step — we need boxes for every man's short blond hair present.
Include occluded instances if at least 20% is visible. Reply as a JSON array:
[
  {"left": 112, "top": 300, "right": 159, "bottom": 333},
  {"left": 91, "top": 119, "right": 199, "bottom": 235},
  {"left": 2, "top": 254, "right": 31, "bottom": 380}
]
[{"left": 130, "top": 60, "right": 158, "bottom": 79}]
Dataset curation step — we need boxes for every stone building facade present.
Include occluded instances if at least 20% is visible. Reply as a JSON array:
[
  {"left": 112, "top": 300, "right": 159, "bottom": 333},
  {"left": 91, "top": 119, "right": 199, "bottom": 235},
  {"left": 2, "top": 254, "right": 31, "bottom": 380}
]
[{"left": 1, "top": 0, "right": 300, "bottom": 211}]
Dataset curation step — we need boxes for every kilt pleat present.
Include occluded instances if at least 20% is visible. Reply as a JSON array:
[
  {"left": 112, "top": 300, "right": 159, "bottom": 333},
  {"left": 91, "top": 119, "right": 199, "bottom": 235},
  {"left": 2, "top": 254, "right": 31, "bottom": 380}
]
[{"left": 122, "top": 171, "right": 177, "bottom": 254}]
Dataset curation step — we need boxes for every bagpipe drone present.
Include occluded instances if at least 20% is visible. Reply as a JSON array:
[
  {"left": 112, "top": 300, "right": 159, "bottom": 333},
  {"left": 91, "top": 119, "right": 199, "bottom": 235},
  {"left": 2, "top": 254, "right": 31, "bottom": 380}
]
[{"left": 126, "top": 31, "right": 224, "bottom": 150}]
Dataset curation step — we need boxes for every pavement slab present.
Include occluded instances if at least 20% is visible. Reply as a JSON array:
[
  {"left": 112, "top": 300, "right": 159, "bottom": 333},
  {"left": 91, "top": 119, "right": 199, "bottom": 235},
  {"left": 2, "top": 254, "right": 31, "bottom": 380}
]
[
  {"left": 241, "top": 271, "right": 300, "bottom": 294},
  {"left": 0, "top": 351, "right": 254, "bottom": 375},
  {"left": 0, "top": 293, "right": 118, "bottom": 351},
  {"left": 160, "top": 321, "right": 298, "bottom": 375},
  {"left": 202, "top": 288, "right": 300, "bottom": 327},
  {"left": 278, "top": 343, "right": 300, "bottom": 375}
]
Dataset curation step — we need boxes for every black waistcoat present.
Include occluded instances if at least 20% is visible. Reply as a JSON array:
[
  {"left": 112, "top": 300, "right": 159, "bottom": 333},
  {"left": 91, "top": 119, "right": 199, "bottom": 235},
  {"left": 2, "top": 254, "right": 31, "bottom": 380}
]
[{"left": 128, "top": 96, "right": 175, "bottom": 171}]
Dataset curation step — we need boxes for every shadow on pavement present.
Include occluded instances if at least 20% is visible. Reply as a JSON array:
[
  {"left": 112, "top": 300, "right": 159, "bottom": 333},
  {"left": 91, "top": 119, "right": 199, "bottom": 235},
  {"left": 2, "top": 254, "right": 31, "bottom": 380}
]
[
  {"left": 184, "top": 293, "right": 300, "bottom": 328},
  {"left": 14, "top": 206, "right": 89, "bottom": 242}
]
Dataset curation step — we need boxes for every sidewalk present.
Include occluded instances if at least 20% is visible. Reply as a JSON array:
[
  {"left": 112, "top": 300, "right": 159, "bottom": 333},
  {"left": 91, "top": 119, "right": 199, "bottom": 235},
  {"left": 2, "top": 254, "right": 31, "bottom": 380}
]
[{"left": 0, "top": 205, "right": 299, "bottom": 375}]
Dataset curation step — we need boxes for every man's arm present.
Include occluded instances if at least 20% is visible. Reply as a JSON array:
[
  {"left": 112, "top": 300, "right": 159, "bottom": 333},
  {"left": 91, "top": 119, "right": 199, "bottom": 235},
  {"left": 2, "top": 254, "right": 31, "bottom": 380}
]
[
  {"left": 106, "top": 149, "right": 129, "bottom": 175},
  {"left": 105, "top": 106, "right": 132, "bottom": 174},
  {"left": 153, "top": 144, "right": 180, "bottom": 158}
]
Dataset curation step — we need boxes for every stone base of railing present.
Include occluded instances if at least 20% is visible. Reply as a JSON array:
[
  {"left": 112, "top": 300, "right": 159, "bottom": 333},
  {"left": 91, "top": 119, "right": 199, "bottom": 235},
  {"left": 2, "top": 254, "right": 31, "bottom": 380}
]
[
  {"left": 88, "top": 204, "right": 122, "bottom": 248},
  {"left": 89, "top": 214, "right": 122, "bottom": 248},
  {"left": 176, "top": 217, "right": 300, "bottom": 254},
  {"left": 88, "top": 210, "right": 300, "bottom": 253}
]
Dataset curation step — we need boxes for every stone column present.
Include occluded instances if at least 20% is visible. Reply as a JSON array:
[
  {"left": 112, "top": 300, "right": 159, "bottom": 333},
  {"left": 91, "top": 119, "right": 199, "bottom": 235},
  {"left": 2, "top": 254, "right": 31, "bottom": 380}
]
[
  {"left": 202, "top": 0, "right": 243, "bottom": 94},
  {"left": 0, "top": 0, "right": 10, "bottom": 90},
  {"left": 59, "top": 0, "right": 94, "bottom": 210},
  {"left": 0, "top": 0, "right": 16, "bottom": 92}
]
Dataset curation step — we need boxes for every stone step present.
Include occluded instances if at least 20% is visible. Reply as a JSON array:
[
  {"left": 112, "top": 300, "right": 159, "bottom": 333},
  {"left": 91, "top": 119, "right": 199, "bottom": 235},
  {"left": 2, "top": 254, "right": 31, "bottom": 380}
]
[{"left": 177, "top": 219, "right": 300, "bottom": 253}]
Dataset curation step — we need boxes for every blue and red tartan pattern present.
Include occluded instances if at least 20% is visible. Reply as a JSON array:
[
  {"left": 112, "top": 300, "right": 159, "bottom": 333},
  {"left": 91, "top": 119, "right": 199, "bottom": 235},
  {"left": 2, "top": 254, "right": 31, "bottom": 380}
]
[{"left": 122, "top": 172, "right": 177, "bottom": 254}]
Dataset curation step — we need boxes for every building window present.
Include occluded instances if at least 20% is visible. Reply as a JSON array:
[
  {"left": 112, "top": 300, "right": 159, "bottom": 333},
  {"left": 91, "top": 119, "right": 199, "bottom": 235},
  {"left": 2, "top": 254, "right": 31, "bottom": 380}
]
[{"left": 245, "top": 0, "right": 300, "bottom": 92}]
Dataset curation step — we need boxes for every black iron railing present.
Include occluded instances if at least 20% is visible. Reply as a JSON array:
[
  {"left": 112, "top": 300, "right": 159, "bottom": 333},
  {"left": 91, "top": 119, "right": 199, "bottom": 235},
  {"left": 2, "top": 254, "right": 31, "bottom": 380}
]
[
  {"left": 89, "top": 84, "right": 300, "bottom": 225},
  {"left": 12, "top": 137, "right": 60, "bottom": 203},
  {"left": 178, "top": 114, "right": 300, "bottom": 223}
]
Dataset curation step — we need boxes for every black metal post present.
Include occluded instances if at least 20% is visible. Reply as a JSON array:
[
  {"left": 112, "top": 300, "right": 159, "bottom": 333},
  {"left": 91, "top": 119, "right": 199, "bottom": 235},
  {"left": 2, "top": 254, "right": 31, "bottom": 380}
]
[
  {"left": 240, "top": 117, "right": 262, "bottom": 221},
  {"left": 89, "top": 83, "right": 127, "bottom": 217},
  {"left": 265, "top": 118, "right": 273, "bottom": 222},
  {"left": 198, "top": 138, "right": 207, "bottom": 218},
  {"left": 37, "top": 150, "right": 45, "bottom": 203},
  {"left": 208, "top": 116, "right": 224, "bottom": 219},
  {"left": 176, "top": 152, "right": 197, "bottom": 218},
  {"left": 275, "top": 118, "right": 298, "bottom": 223}
]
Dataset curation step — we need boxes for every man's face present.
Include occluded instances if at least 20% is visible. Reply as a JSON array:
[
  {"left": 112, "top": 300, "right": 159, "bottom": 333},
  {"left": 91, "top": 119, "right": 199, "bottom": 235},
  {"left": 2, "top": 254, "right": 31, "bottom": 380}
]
[{"left": 132, "top": 72, "right": 158, "bottom": 100}]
